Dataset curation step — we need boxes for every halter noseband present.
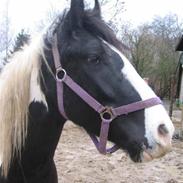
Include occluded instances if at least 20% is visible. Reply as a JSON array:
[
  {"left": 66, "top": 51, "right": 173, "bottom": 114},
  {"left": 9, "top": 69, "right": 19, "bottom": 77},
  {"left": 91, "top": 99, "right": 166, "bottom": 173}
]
[{"left": 52, "top": 35, "right": 162, "bottom": 154}]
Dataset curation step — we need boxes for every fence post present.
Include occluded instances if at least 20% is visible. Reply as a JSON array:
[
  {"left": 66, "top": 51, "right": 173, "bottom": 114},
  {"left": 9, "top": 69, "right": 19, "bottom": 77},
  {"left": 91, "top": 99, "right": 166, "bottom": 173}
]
[{"left": 181, "top": 107, "right": 183, "bottom": 137}]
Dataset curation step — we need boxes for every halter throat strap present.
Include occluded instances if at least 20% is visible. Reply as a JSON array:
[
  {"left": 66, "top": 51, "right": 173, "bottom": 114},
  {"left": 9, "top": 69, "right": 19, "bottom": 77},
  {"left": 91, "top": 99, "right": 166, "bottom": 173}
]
[{"left": 51, "top": 35, "right": 162, "bottom": 154}]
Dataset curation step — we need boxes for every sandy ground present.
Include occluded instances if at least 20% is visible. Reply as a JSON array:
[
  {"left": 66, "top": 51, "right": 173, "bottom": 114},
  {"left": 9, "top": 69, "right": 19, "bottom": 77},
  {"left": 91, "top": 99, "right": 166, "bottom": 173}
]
[{"left": 54, "top": 121, "right": 183, "bottom": 183}]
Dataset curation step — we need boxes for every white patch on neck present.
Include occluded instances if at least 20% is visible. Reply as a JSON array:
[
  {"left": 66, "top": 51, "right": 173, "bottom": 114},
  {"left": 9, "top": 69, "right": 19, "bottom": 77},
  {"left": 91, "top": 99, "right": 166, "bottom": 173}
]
[
  {"left": 103, "top": 41, "right": 174, "bottom": 147},
  {"left": 29, "top": 66, "right": 48, "bottom": 109}
]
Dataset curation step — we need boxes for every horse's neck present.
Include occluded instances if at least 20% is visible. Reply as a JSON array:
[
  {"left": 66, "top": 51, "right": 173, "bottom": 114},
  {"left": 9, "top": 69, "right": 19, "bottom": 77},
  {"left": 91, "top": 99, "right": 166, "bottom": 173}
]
[
  {"left": 26, "top": 52, "right": 66, "bottom": 168},
  {"left": 4, "top": 115, "right": 66, "bottom": 182},
  {"left": 5, "top": 158, "right": 58, "bottom": 183},
  {"left": 26, "top": 106, "right": 66, "bottom": 157}
]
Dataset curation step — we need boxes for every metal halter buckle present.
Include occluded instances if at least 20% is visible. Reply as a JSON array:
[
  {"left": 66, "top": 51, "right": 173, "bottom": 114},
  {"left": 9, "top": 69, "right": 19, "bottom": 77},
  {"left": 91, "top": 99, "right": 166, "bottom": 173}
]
[
  {"left": 100, "top": 107, "right": 114, "bottom": 122},
  {"left": 56, "top": 68, "right": 67, "bottom": 82}
]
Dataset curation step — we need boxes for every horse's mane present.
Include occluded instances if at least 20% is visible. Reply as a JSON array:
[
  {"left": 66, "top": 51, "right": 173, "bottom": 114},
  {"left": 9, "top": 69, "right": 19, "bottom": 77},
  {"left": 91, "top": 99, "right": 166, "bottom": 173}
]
[{"left": 0, "top": 36, "right": 44, "bottom": 177}]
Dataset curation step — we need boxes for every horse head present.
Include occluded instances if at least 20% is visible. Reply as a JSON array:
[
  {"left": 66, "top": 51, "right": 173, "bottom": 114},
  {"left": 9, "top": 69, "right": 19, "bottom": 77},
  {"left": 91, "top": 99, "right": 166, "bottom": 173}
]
[{"left": 43, "top": 0, "right": 174, "bottom": 162}]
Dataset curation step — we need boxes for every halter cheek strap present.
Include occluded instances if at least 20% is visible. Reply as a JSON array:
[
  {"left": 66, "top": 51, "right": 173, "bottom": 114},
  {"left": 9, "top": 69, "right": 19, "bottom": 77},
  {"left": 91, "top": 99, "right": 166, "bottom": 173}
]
[{"left": 52, "top": 35, "right": 162, "bottom": 154}]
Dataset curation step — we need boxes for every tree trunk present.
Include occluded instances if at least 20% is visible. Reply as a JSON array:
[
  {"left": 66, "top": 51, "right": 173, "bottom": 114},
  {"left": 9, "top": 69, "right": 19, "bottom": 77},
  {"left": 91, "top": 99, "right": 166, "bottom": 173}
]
[
  {"left": 181, "top": 107, "right": 183, "bottom": 138},
  {"left": 169, "top": 75, "right": 176, "bottom": 117}
]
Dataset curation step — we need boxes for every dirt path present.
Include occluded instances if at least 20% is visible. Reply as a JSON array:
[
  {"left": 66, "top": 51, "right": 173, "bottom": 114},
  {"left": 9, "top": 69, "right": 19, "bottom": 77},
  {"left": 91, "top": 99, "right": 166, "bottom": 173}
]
[{"left": 55, "top": 122, "right": 183, "bottom": 183}]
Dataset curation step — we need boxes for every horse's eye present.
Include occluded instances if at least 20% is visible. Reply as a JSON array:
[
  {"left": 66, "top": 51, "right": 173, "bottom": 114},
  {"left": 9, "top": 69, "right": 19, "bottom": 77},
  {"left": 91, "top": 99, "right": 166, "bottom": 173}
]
[{"left": 87, "top": 56, "right": 100, "bottom": 65}]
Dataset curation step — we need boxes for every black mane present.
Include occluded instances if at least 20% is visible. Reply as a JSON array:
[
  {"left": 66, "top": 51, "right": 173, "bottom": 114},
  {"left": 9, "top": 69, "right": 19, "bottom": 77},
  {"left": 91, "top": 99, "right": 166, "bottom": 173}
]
[{"left": 45, "top": 8, "right": 123, "bottom": 52}]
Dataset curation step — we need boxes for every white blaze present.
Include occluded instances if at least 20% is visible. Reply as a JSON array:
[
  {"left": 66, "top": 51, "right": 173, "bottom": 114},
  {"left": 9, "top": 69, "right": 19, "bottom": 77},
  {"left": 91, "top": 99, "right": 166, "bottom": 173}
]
[{"left": 104, "top": 41, "right": 174, "bottom": 147}]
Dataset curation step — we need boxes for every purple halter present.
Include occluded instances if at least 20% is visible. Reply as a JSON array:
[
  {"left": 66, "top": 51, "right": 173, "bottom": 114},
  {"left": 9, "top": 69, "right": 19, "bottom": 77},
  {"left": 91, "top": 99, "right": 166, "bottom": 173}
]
[{"left": 52, "top": 35, "right": 162, "bottom": 154}]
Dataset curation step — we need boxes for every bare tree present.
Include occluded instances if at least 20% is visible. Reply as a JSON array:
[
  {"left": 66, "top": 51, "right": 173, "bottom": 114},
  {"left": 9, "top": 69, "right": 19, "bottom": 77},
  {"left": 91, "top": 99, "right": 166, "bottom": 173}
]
[
  {"left": 36, "top": 1, "right": 70, "bottom": 31},
  {"left": 118, "top": 14, "right": 183, "bottom": 116},
  {"left": 36, "top": 5, "right": 61, "bottom": 31},
  {"left": 121, "top": 23, "right": 156, "bottom": 77},
  {"left": 151, "top": 14, "right": 183, "bottom": 116},
  {"left": 0, "top": 0, "right": 12, "bottom": 62}
]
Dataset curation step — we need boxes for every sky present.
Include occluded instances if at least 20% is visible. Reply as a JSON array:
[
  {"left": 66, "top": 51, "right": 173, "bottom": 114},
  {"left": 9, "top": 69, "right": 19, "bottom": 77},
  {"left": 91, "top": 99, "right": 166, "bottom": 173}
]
[
  {"left": 123, "top": 0, "right": 183, "bottom": 25},
  {"left": 1, "top": 0, "right": 183, "bottom": 34}
]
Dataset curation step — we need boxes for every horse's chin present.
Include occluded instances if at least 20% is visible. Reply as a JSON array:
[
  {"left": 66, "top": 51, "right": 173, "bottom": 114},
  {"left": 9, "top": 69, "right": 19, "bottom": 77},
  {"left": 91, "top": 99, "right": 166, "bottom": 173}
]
[
  {"left": 141, "top": 143, "right": 172, "bottom": 162},
  {"left": 126, "top": 150, "right": 159, "bottom": 163},
  {"left": 124, "top": 142, "right": 172, "bottom": 163},
  {"left": 141, "top": 151, "right": 154, "bottom": 162}
]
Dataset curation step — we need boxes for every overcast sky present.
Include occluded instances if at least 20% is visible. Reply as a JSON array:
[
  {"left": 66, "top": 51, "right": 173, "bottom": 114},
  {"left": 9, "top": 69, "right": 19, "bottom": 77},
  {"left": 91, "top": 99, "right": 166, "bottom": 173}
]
[
  {"left": 124, "top": 0, "right": 183, "bottom": 23},
  {"left": 1, "top": 0, "right": 183, "bottom": 33}
]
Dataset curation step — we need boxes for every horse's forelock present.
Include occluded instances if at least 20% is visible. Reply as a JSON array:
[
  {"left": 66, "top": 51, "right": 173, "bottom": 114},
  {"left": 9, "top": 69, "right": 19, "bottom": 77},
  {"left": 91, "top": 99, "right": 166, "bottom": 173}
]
[{"left": 46, "top": 5, "right": 123, "bottom": 53}]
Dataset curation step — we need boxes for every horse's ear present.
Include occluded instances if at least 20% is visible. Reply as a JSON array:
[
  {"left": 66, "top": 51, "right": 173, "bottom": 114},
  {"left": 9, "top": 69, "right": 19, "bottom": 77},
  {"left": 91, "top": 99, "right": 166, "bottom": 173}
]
[
  {"left": 93, "top": 0, "right": 101, "bottom": 18},
  {"left": 70, "top": 0, "right": 84, "bottom": 29}
]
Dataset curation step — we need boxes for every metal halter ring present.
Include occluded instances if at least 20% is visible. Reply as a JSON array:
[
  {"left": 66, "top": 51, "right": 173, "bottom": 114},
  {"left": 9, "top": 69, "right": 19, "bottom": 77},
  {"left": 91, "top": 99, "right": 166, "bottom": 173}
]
[
  {"left": 56, "top": 68, "right": 67, "bottom": 82},
  {"left": 100, "top": 107, "right": 114, "bottom": 122}
]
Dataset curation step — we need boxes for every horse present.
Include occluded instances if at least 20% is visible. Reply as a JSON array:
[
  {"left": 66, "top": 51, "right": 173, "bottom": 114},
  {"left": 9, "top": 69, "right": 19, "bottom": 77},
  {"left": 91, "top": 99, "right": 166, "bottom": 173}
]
[{"left": 0, "top": 0, "right": 174, "bottom": 182}]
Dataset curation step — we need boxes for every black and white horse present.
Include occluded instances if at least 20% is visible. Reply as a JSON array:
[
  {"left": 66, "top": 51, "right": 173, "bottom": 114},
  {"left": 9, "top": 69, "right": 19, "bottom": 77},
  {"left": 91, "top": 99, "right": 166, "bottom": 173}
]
[{"left": 0, "top": 0, "right": 174, "bottom": 182}]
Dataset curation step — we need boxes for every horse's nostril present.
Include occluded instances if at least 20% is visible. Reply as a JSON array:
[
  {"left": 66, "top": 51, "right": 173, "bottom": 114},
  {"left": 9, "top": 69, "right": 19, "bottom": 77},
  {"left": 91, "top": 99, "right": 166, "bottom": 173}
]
[{"left": 158, "top": 124, "right": 169, "bottom": 136}]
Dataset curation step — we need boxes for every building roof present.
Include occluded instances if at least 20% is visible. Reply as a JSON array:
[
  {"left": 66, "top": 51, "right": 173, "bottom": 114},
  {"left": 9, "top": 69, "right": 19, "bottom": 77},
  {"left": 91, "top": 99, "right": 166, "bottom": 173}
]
[{"left": 176, "top": 36, "right": 183, "bottom": 51}]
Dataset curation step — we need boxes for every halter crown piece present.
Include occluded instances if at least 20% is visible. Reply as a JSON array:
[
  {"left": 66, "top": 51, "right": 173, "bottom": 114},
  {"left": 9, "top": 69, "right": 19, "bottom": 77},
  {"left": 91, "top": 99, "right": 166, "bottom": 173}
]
[{"left": 52, "top": 35, "right": 162, "bottom": 154}]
